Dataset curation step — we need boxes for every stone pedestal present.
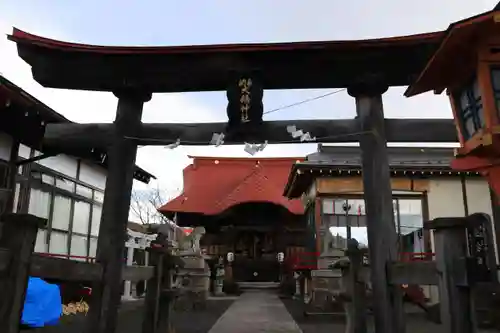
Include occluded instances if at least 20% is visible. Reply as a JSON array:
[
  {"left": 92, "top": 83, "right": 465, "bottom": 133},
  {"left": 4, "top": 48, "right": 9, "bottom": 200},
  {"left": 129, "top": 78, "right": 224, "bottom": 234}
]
[
  {"left": 177, "top": 251, "right": 211, "bottom": 303},
  {"left": 308, "top": 269, "right": 344, "bottom": 311},
  {"left": 317, "top": 246, "right": 344, "bottom": 268},
  {"left": 311, "top": 269, "right": 342, "bottom": 292}
]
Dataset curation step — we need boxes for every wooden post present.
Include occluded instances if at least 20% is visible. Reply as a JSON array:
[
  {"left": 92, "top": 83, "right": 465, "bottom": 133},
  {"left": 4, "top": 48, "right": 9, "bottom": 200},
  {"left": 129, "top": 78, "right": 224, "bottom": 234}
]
[
  {"left": 142, "top": 248, "right": 174, "bottom": 333},
  {"left": 85, "top": 90, "right": 151, "bottom": 333},
  {"left": 155, "top": 256, "right": 174, "bottom": 333},
  {"left": 427, "top": 217, "right": 476, "bottom": 333},
  {"left": 345, "top": 239, "right": 368, "bottom": 333},
  {"left": 347, "top": 84, "right": 405, "bottom": 333},
  {"left": 142, "top": 249, "right": 164, "bottom": 333},
  {"left": 0, "top": 213, "right": 46, "bottom": 333}
]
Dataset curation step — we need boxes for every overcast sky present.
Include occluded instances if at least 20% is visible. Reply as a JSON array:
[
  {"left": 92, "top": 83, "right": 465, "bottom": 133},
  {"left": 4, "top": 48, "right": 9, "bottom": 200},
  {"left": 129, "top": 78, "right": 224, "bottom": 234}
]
[{"left": 0, "top": 0, "right": 497, "bottom": 201}]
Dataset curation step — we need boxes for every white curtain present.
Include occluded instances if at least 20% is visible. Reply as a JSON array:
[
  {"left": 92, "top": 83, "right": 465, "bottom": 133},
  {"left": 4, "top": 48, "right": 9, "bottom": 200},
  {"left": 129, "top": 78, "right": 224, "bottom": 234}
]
[
  {"left": 73, "top": 201, "right": 90, "bottom": 235},
  {"left": 91, "top": 205, "right": 102, "bottom": 236},
  {"left": 49, "top": 231, "right": 68, "bottom": 256},
  {"left": 89, "top": 237, "right": 98, "bottom": 259},
  {"left": 28, "top": 188, "right": 50, "bottom": 218},
  {"left": 52, "top": 195, "right": 71, "bottom": 231},
  {"left": 70, "top": 234, "right": 88, "bottom": 261},
  {"left": 34, "top": 229, "right": 48, "bottom": 253}
]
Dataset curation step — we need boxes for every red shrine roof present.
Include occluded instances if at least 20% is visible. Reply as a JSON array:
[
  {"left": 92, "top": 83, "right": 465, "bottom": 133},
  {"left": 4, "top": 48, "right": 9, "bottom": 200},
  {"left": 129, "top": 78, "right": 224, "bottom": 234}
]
[{"left": 158, "top": 157, "right": 305, "bottom": 216}]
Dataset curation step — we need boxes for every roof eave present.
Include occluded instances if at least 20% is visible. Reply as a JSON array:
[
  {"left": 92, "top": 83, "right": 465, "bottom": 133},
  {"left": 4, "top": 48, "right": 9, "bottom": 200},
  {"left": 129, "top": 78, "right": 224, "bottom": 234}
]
[
  {"left": 405, "top": 11, "right": 497, "bottom": 98},
  {"left": 8, "top": 28, "right": 444, "bottom": 55},
  {"left": 0, "top": 75, "right": 155, "bottom": 184}
]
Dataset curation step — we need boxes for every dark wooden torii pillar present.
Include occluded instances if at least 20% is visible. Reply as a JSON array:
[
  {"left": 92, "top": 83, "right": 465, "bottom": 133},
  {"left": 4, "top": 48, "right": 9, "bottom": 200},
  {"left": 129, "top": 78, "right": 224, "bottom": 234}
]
[
  {"left": 86, "top": 90, "right": 151, "bottom": 333},
  {"left": 348, "top": 84, "right": 405, "bottom": 333}
]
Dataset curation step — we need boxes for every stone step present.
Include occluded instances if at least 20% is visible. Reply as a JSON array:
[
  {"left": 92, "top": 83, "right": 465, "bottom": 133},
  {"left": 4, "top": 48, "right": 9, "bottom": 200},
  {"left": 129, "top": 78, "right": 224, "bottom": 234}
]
[
  {"left": 238, "top": 282, "right": 280, "bottom": 290},
  {"left": 208, "top": 291, "right": 302, "bottom": 333}
]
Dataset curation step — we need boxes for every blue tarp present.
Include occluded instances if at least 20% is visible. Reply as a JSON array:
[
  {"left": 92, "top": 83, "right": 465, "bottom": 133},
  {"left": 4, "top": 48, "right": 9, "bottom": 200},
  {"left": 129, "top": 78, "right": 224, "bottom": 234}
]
[{"left": 21, "top": 277, "right": 62, "bottom": 328}]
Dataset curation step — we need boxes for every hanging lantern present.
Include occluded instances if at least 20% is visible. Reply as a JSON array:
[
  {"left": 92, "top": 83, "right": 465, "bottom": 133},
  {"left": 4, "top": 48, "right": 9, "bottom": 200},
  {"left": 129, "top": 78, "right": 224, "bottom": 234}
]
[{"left": 405, "top": 10, "right": 500, "bottom": 197}]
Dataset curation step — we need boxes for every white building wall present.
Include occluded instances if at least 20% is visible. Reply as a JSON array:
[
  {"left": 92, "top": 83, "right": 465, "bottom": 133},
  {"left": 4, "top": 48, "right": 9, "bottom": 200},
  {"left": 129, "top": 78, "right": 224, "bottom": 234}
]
[
  {"left": 425, "top": 177, "right": 494, "bottom": 304},
  {"left": 427, "top": 179, "right": 466, "bottom": 219},
  {"left": 36, "top": 154, "right": 79, "bottom": 179},
  {"left": 465, "top": 179, "right": 497, "bottom": 263},
  {"left": 427, "top": 178, "right": 494, "bottom": 253},
  {"left": 14, "top": 147, "right": 108, "bottom": 261},
  {"left": 79, "top": 161, "right": 107, "bottom": 191}
]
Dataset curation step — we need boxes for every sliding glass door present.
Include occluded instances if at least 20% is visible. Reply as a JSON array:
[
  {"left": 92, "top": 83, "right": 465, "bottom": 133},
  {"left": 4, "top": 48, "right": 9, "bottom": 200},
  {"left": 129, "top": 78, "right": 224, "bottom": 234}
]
[{"left": 322, "top": 197, "right": 425, "bottom": 254}]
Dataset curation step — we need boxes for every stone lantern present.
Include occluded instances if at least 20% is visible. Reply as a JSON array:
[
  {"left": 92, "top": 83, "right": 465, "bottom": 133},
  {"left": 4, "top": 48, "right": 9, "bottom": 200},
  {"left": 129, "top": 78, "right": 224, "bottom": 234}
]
[{"left": 405, "top": 10, "right": 500, "bottom": 196}]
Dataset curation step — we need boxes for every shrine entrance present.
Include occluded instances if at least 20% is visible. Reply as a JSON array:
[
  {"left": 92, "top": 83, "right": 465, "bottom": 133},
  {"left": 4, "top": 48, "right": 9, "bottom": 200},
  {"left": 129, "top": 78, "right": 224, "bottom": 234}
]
[
  {"left": 159, "top": 157, "right": 307, "bottom": 284},
  {"left": 212, "top": 203, "right": 298, "bottom": 283}
]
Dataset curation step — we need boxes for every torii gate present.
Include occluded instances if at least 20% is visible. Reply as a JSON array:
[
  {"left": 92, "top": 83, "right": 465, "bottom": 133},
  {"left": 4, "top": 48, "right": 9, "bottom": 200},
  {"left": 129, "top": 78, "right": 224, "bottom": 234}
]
[{"left": 7, "top": 21, "right": 465, "bottom": 333}]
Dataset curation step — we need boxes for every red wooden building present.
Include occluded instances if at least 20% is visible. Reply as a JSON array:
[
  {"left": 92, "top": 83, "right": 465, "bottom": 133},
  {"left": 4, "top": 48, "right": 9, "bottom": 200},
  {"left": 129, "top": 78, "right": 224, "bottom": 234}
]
[{"left": 158, "top": 156, "right": 307, "bottom": 282}]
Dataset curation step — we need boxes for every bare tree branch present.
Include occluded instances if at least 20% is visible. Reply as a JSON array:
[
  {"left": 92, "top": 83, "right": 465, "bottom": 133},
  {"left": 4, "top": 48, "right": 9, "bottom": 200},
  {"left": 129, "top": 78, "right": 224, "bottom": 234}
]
[{"left": 130, "top": 185, "right": 178, "bottom": 225}]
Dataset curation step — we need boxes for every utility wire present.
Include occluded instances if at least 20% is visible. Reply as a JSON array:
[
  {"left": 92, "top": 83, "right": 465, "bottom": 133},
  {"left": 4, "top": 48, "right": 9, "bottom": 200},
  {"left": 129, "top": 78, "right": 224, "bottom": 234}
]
[{"left": 263, "top": 88, "right": 347, "bottom": 115}]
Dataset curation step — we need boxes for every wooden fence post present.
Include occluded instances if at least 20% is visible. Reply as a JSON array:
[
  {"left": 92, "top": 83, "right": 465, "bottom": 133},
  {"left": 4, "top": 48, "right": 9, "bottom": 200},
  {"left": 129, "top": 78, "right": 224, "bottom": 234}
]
[
  {"left": 0, "top": 213, "right": 46, "bottom": 333},
  {"left": 427, "top": 217, "right": 476, "bottom": 333},
  {"left": 345, "top": 239, "right": 368, "bottom": 333},
  {"left": 142, "top": 246, "right": 176, "bottom": 333}
]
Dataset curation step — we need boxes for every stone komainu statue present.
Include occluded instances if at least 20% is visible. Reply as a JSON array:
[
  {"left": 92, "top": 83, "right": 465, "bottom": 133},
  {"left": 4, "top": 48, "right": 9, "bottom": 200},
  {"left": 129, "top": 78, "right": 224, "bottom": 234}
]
[{"left": 177, "top": 226, "right": 206, "bottom": 252}]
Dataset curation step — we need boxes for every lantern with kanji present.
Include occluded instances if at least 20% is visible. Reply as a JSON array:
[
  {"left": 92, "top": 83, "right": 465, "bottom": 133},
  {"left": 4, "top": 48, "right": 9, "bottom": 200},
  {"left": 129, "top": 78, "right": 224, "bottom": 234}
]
[{"left": 405, "top": 10, "right": 500, "bottom": 197}]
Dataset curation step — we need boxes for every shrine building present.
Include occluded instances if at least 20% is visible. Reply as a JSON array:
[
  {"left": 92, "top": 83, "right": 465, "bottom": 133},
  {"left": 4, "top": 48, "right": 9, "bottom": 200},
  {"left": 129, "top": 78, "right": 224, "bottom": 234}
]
[
  {"left": 284, "top": 144, "right": 499, "bottom": 304},
  {"left": 0, "top": 73, "right": 154, "bottom": 264},
  {"left": 158, "top": 156, "right": 306, "bottom": 282}
]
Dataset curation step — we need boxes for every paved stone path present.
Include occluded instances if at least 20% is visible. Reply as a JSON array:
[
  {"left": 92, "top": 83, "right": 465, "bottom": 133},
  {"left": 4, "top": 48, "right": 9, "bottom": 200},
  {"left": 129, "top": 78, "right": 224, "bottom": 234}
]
[{"left": 208, "top": 290, "right": 302, "bottom": 333}]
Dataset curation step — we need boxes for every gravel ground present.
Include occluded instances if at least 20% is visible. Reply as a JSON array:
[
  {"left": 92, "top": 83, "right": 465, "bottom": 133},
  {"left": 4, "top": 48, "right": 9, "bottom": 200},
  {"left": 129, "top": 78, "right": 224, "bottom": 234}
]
[
  {"left": 281, "top": 297, "right": 499, "bottom": 333},
  {"left": 21, "top": 298, "right": 234, "bottom": 333}
]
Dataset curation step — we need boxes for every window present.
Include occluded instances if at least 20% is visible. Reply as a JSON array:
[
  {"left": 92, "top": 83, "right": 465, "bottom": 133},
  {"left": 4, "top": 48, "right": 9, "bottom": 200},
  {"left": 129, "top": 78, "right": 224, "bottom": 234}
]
[
  {"left": 396, "top": 199, "right": 423, "bottom": 236},
  {"left": 76, "top": 184, "right": 93, "bottom": 199},
  {"left": 305, "top": 203, "right": 317, "bottom": 253},
  {"left": 56, "top": 178, "right": 74, "bottom": 192},
  {"left": 454, "top": 77, "right": 485, "bottom": 140},
  {"left": 51, "top": 195, "right": 71, "bottom": 231},
  {"left": 34, "top": 229, "right": 48, "bottom": 253},
  {"left": 73, "top": 201, "right": 91, "bottom": 235},
  {"left": 89, "top": 237, "right": 98, "bottom": 258},
  {"left": 28, "top": 189, "right": 51, "bottom": 219},
  {"left": 12, "top": 184, "right": 20, "bottom": 213},
  {"left": 491, "top": 68, "right": 500, "bottom": 115},
  {"left": 70, "top": 234, "right": 88, "bottom": 261},
  {"left": 94, "top": 190, "right": 104, "bottom": 203},
  {"left": 323, "top": 198, "right": 368, "bottom": 248},
  {"left": 322, "top": 197, "right": 425, "bottom": 252},
  {"left": 49, "top": 231, "right": 68, "bottom": 256},
  {"left": 91, "top": 205, "right": 102, "bottom": 236},
  {"left": 393, "top": 199, "right": 424, "bottom": 255},
  {"left": 42, "top": 175, "right": 55, "bottom": 186}
]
